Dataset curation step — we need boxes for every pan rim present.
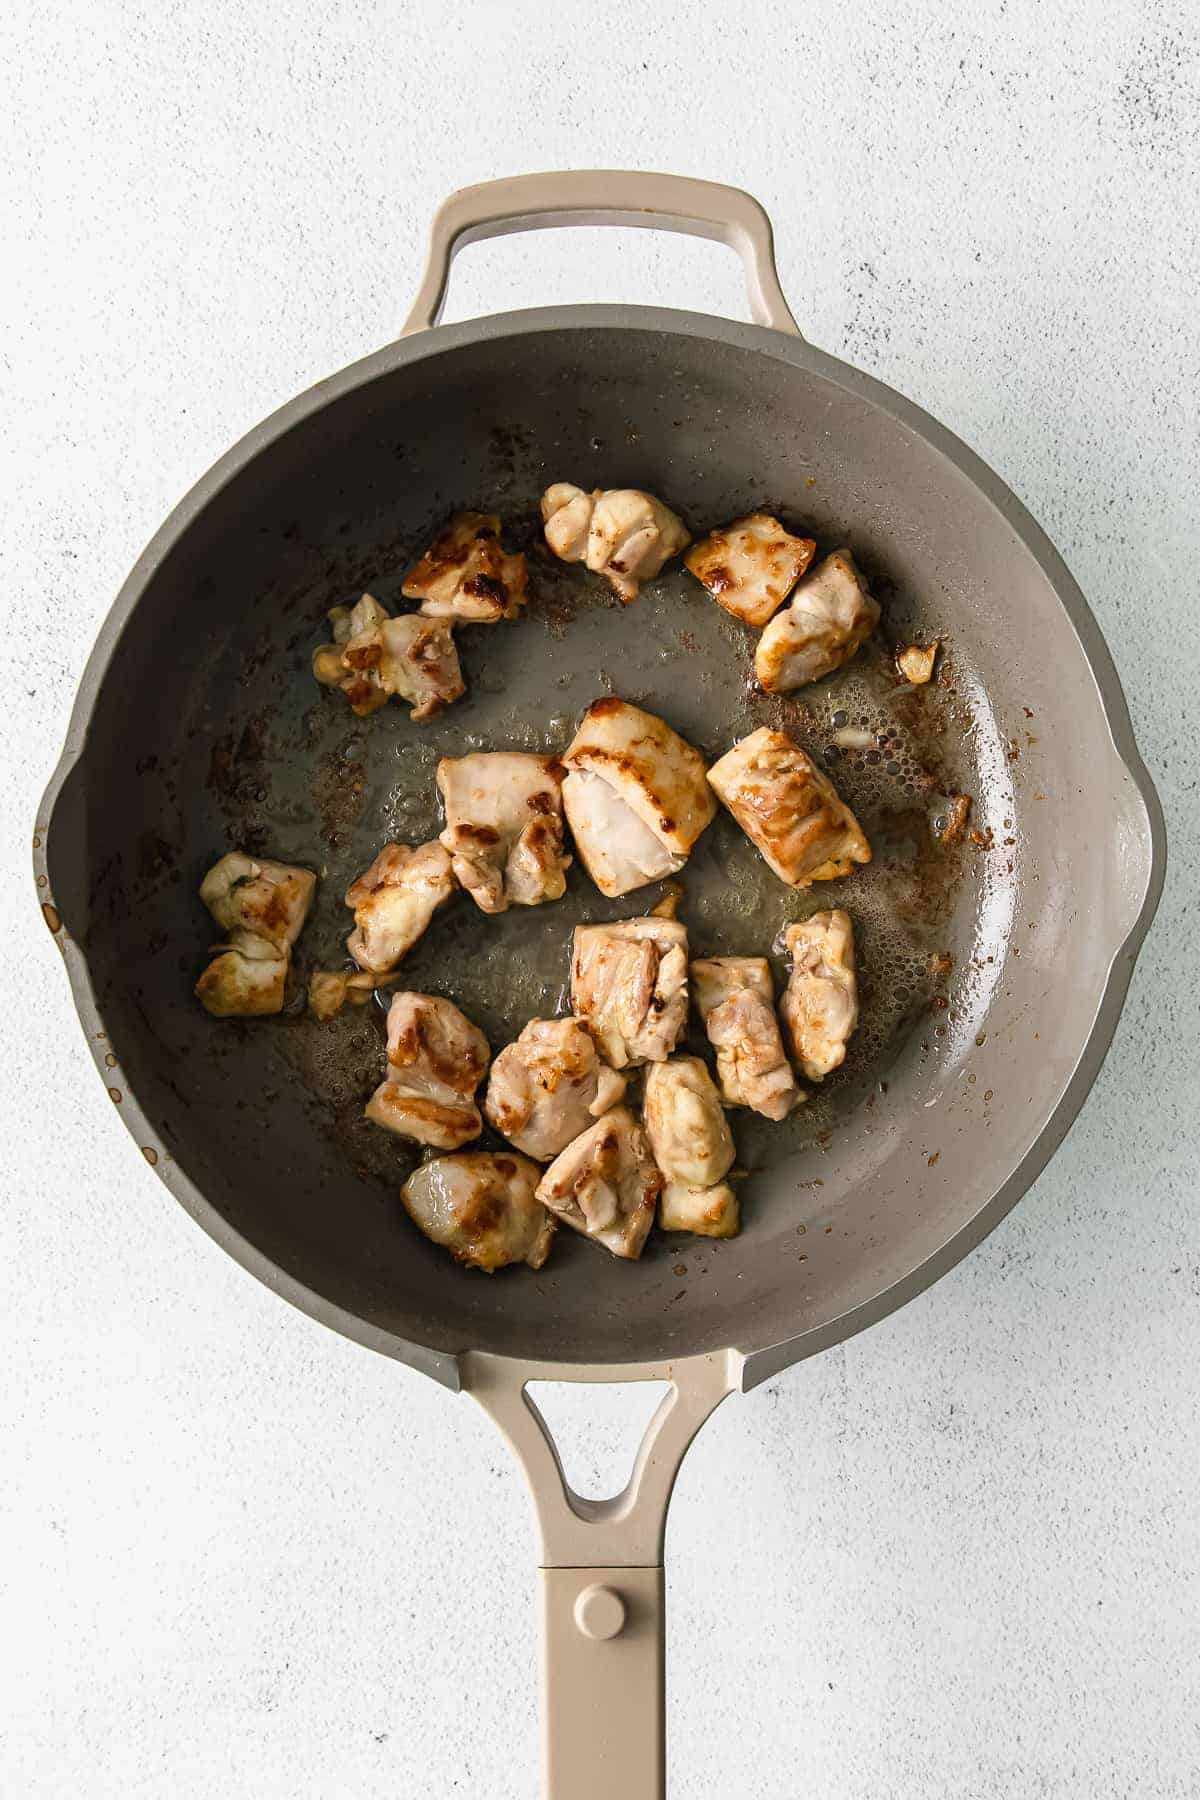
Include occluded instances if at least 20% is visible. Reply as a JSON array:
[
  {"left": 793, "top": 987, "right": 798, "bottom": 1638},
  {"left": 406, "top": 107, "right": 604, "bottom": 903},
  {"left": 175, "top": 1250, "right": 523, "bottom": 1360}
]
[{"left": 34, "top": 304, "right": 1166, "bottom": 1388}]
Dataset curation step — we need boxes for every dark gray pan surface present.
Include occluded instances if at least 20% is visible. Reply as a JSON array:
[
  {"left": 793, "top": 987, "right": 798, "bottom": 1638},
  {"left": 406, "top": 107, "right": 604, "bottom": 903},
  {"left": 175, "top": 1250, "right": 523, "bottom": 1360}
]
[{"left": 40, "top": 311, "right": 1163, "bottom": 1380}]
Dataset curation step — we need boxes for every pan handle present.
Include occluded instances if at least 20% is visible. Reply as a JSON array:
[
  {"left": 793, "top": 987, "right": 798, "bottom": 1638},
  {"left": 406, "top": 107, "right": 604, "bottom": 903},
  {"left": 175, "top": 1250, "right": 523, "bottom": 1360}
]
[
  {"left": 460, "top": 1349, "right": 740, "bottom": 1799},
  {"left": 401, "top": 170, "right": 801, "bottom": 338}
]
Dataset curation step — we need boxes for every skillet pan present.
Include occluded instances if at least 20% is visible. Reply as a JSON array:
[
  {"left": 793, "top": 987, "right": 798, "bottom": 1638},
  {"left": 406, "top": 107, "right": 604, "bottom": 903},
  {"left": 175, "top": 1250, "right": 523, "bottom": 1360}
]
[{"left": 35, "top": 172, "right": 1165, "bottom": 1797}]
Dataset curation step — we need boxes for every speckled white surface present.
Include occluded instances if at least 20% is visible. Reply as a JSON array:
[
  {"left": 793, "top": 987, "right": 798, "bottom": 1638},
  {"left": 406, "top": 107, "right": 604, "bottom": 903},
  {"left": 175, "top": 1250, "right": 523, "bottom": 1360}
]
[{"left": 3, "top": 2, "right": 1197, "bottom": 1794}]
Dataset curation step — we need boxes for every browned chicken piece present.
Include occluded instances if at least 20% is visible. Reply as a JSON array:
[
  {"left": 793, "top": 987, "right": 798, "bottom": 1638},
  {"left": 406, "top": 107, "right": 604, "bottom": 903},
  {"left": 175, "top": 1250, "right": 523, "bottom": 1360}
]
[
  {"left": 571, "top": 916, "right": 689, "bottom": 1068},
  {"left": 195, "top": 935, "right": 289, "bottom": 1018},
  {"left": 401, "top": 1151, "right": 556, "bottom": 1272},
  {"left": 199, "top": 852, "right": 316, "bottom": 954},
  {"left": 437, "top": 752, "right": 569, "bottom": 913},
  {"left": 540, "top": 483, "right": 690, "bottom": 602},
  {"left": 195, "top": 851, "right": 316, "bottom": 1018},
  {"left": 643, "top": 1056, "right": 737, "bottom": 1238},
  {"left": 400, "top": 511, "right": 528, "bottom": 622},
  {"left": 684, "top": 513, "right": 816, "bottom": 629},
  {"left": 755, "top": 548, "right": 880, "bottom": 693},
  {"left": 561, "top": 699, "right": 716, "bottom": 897},
  {"left": 897, "top": 641, "right": 938, "bottom": 685},
  {"left": 307, "top": 968, "right": 390, "bottom": 1021},
  {"left": 484, "top": 1018, "right": 627, "bottom": 1161},
  {"left": 691, "top": 956, "right": 802, "bottom": 1120},
  {"left": 707, "top": 727, "right": 871, "bottom": 887},
  {"left": 535, "top": 1106, "right": 662, "bottom": 1259},
  {"left": 780, "top": 909, "right": 859, "bottom": 1081},
  {"left": 343, "top": 840, "right": 458, "bottom": 975},
  {"left": 364, "top": 992, "right": 490, "bottom": 1150},
  {"left": 313, "top": 593, "right": 465, "bottom": 720}
]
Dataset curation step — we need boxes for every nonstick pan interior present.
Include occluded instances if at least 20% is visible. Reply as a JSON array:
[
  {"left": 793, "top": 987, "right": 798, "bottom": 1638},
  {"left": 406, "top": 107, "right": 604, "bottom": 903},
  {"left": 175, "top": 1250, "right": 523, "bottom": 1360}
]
[{"left": 46, "top": 316, "right": 1154, "bottom": 1367}]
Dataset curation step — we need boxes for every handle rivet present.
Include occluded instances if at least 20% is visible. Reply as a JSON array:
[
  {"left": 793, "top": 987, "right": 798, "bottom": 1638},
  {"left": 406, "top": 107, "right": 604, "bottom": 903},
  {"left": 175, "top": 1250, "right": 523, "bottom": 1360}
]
[{"left": 574, "top": 1584, "right": 626, "bottom": 1640}]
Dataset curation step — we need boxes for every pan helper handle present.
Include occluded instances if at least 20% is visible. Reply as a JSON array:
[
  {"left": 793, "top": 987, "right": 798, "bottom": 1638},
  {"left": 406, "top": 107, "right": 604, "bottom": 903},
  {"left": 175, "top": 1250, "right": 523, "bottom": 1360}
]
[
  {"left": 401, "top": 170, "right": 802, "bottom": 338},
  {"left": 461, "top": 1350, "right": 740, "bottom": 1800}
]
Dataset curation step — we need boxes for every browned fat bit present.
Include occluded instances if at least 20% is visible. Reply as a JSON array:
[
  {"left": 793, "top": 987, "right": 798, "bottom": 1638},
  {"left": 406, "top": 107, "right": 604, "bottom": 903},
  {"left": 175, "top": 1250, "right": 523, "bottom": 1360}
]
[
  {"left": 935, "top": 793, "right": 972, "bottom": 844},
  {"left": 897, "top": 641, "right": 939, "bottom": 685}
]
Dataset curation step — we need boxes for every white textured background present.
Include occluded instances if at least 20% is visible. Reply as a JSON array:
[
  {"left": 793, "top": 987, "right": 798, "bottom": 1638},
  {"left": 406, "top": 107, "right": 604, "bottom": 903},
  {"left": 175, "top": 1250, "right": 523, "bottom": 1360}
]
[{"left": 3, "top": 2, "right": 1197, "bottom": 1795}]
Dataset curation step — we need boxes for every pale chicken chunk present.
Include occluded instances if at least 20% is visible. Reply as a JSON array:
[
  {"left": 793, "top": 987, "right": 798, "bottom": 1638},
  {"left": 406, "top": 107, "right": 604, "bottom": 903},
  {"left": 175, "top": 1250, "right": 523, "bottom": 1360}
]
[
  {"left": 402, "top": 1152, "right": 555, "bottom": 1272},
  {"left": 484, "top": 1018, "right": 626, "bottom": 1161},
  {"left": 780, "top": 909, "right": 859, "bottom": 1081},
  {"left": 644, "top": 1048, "right": 740, "bottom": 1239},
  {"left": 571, "top": 917, "right": 689, "bottom": 1068},
  {"left": 561, "top": 699, "right": 716, "bottom": 898},
  {"left": 437, "top": 752, "right": 569, "bottom": 913},
  {"left": 755, "top": 548, "right": 880, "bottom": 693},
  {"left": 199, "top": 852, "right": 316, "bottom": 954},
  {"left": 401, "top": 511, "right": 528, "bottom": 622},
  {"left": 344, "top": 840, "right": 457, "bottom": 975},
  {"left": 541, "top": 484, "right": 690, "bottom": 602},
  {"left": 536, "top": 1107, "right": 662, "bottom": 1259},
  {"left": 684, "top": 513, "right": 816, "bottom": 628},
  {"left": 691, "top": 957, "right": 802, "bottom": 1120},
  {"left": 708, "top": 728, "right": 871, "bottom": 887},
  {"left": 313, "top": 593, "right": 465, "bottom": 720},
  {"left": 364, "top": 992, "right": 490, "bottom": 1150}
]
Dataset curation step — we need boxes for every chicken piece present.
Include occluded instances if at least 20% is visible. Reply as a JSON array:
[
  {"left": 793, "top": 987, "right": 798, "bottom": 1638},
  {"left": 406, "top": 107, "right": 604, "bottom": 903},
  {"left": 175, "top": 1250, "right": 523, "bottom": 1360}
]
[
  {"left": 484, "top": 1018, "right": 627, "bottom": 1161},
  {"left": 199, "top": 852, "right": 316, "bottom": 955},
  {"left": 402, "top": 1152, "right": 555, "bottom": 1272},
  {"left": 401, "top": 512, "right": 528, "bottom": 622},
  {"left": 691, "top": 956, "right": 802, "bottom": 1120},
  {"left": 897, "top": 641, "right": 939, "bottom": 685},
  {"left": 195, "top": 936, "right": 289, "bottom": 1018},
  {"left": 755, "top": 548, "right": 880, "bottom": 693},
  {"left": 780, "top": 909, "right": 859, "bottom": 1081},
  {"left": 541, "top": 484, "right": 690, "bottom": 602},
  {"left": 344, "top": 840, "right": 457, "bottom": 975},
  {"left": 571, "top": 917, "right": 689, "bottom": 1068},
  {"left": 561, "top": 699, "right": 716, "bottom": 897},
  {"left": 536, "top": 1107, "right": 662, "bottom": 1260},
  {"left": 364, "top": 992, "right": 490, "bottom": 1150},
  {"left": 708, "top": 727, "right": 871, "bottom": 887},
  {"left": 437, "top": 752, "right": 569, "bottom": 913},
  {"left": 307, "top": 968, "right": 386, "bottom": 1020},
  {"left": 684, "top": 513, "right": 816, "bottom": 629},
  {"left": 313, "top": 594, "right": 466, "bottom": 720},
  {"left": 659, "top": 1181, "right": 739, "bottom": 1238},
  {"left": 644, "top": 1057, "right": 734, "bottom": 1186}
]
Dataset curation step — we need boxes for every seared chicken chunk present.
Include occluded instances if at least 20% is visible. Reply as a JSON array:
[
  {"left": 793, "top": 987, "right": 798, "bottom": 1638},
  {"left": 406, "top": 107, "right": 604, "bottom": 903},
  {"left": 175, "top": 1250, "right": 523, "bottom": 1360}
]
[
  {"left": 402, "top": 1151, "right": 555, "bottom": 1272},
  {"left": 484, "top": 1018, "right": 626, "bottom": 1161},
  {"left": 307, "top": 968, "right": 393, "bottom": 1021},
  {"left": 364, "top": 992, "right": 490, "bottom": 1150},
  {"left": 195, "top": 851, "right": 315, "bottom": 1018},
  {"left": 536, "top": 1107, "right": 662, "bottom": 1259},
  {"left": 401, "top": 511, "right": 528, "bottom": 622},
  {"left": 561, "top": 699, "right": 716, "bottom": 897},
  {"left": 684, "top": 513, "right": 816, "bottom": 628},
  {"left": 195, "top": 936, "right": 289, "bottom": 1018},
  {"left": 571, "top": 916, "right": 689, "bottom": 1068},
  {"left": 437, "top": 752, "right": 569, "bottom": 913},
  {"left": 755, "top": 548, "right": 880, "bottom": 693},
  {"left": 313, "top": 593, "right": 465, "bottom": 720},
  {"left": 541, "top": 484, "right": 690, "bottom": 602},
  {"left": 200, "top": 852, "right": 316, "bottom": 954},
  {"left": 344, "top": 840, "right": 457, "bottom": 975},
  {"left": 691, "top": 956, "right": 801, "bottom": 1120},
  {"left": 708, "top": 727, "right": 871, "bottom": 887},
  {"left": 780, "top": 909, "right": 859, "bottom": 1081}
]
